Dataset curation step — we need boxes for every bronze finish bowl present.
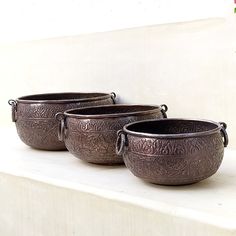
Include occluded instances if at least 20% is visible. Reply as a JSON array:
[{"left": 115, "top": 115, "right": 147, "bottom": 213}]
[
  {"left": 116, "top": 119, "right": 228, "bottom": 185},
  {"left": 56, "top": 104, "right": 168, "bottom": 164},
  {"left": 8, "top": 92, "right": 116, "bottom": 150}
]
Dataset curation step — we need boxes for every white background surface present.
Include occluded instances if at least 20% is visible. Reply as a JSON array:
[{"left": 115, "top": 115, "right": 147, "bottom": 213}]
[
  {"left": 0, "top": 0, "right": 233, "bottom": 43},
  {"left": 0, "top": 2, "right": 236, "bottom": 235},
  {"left": 0, "top": 0, "right": 235, "bottom": 146},
  {"left": 0, "top": 128, "right": 235, "bottom": 236},
  {"left": 1, "top": 17, "right": 236, "bottom": 147}
]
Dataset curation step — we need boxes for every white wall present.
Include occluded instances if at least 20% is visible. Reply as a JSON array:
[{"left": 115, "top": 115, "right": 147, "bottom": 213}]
[
  {"left": 0, "top": 0, "right": 233, "bottom": 43},
  {"left": 1, "top": 16, "right": 236, "bottom": 147},
  {"left": 0, "top": 1, "right": 235, "bottom": 147}
]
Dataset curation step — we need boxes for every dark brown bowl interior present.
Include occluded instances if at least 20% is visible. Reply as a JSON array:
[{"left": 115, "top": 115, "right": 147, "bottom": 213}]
[
  {"left": 125, "top": 119, "right": 219, "bottom": 135},
  {"left": 18, "top": 92, "right": 109, "bottom": 101},
  {"left": 65, "top": 105, "right": 160, "bottom": 118}
]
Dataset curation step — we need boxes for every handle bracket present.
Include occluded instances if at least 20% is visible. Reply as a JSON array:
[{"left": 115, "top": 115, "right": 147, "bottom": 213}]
[
  {"left": 116, "top": 130, "right": 127, "bottom": 156},
  {"left": 55, "top": 113, "right": 67, "bottom": 141},
  {"left": 8, "top": 99, "right": 17, "bottom": 122},
  {"left": 160, "top": 104, "right": 168, "bottom": 118},
  {"left": 219, "top": 122, "right": 228, "bottom": 147},
  {"left": 111, "top": 92, "right": 116, "bottom": 104}
]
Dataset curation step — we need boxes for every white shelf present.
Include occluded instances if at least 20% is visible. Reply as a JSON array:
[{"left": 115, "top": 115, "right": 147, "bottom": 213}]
[{"left": 0, "top": 127, "right": 236, "bottom": 236}]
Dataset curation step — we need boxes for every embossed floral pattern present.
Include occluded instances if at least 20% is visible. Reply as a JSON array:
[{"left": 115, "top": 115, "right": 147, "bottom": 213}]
[
  {"left": 123, "top": 133, "right": 224, "bottom": 185},
  {"left": 65, "top": 112, "right": 163, "bottom": 164},
  {"left": 15, "top": 98, "right": 113, "bottom": 150}
]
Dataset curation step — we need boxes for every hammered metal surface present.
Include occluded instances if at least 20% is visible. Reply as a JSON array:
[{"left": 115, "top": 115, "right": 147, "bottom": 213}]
[
  {"left": 123, "top": 133, "right": 224, "bottom": 185},
  {"left": 14, "top": 97, "right": 114, "bottom": 150},
  {"left": 65, "top": 108, "right": 164, "bottom": 164},
  {"left": 120, "top": 119, "right": 227, "bottom": 185}
]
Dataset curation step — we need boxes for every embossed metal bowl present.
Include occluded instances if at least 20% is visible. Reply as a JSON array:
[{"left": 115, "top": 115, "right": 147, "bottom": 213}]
[
  {"left": 8, "top": 92, "right": 116, "bottom": 150},
  {"left": 116, "top": 119, "right": 228, "bottom": 185},
  {"left": 56, "top": 104, "right": 168, "bottom": 164}
]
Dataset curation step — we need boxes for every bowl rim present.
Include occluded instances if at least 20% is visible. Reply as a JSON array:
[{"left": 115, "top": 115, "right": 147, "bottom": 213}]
[
  {"left": 64, "top": 104, "right": 163, "bottom": 119},
  {"left": 16, "top": 92, "right": 113, "bottom": 104},
  {"left": 123, "top": 118, "right": 222, "bottom": 139}
]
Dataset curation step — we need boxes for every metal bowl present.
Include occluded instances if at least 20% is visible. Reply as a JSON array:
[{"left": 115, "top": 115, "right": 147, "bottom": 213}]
[
  {"left": 8, "top": 92, "right": 116, "bottom": 150},
  {"left": 116, "top": 119, "right": 228, "bottom": 185},
  {"left": 56, "top": 104, "right": 168, "bottom": 164}
]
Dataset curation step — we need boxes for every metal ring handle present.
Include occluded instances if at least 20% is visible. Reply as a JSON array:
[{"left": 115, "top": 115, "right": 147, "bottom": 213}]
[
  {"left": 55, "top": 112, "right": 67, "bottom": 141},
  {"left": 219, "top": 122, "right": 228, "bottom": 147},
  {"left": 110, "top": 92, "right": 116, "bottom": 104},
  {"left": 116, "top": 130, "right": 127, "bottom": 156},
  {"left": 160, "top": 104, "right": 168, "bottom": 118},
  {"left": 8, "top": 99, "right": 17, "bottom": 122}
]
